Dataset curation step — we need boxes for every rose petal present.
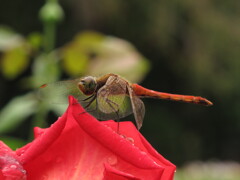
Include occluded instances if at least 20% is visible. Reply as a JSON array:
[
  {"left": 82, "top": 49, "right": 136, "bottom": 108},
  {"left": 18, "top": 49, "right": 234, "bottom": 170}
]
[
  {"left": 0, "top": 141, "right": 26, "bottom": 180},
  {"left": 71, "top": 98, "right": 162, "bottom": 169},
  {"left": 103, "top": 163, "right": 139, "bottom": 180},
  {"left": 138, "top": 133, "right": 176, "bottom": 179},
  {"left": 17, "top": 108, "right": 69, "bottom": 164},
  {"left": 33, "top": 127, "right": 46, "bottom": 138},
  {"left": 70, "top": 96, "right": 175, "bottom": 179}
]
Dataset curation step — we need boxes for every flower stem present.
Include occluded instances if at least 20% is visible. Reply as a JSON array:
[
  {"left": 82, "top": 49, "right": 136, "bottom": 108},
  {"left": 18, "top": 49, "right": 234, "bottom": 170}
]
[
  {"left": 39, "top": 0, "right": 64, "bottom": 53},
  {"left": 43, "top": 22, "right": 56, "bottom": 53}
]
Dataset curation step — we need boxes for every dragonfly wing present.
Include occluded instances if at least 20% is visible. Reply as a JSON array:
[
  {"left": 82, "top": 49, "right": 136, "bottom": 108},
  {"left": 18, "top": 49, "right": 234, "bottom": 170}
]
[
  {"left": 89, "top": 75, "right": 133, "bottom": 120},
  {"left": 38, "top": 79, "right": 89, "bottom": 104},
  {"left": 127, "top": 85, "right": 145, "bottom": 130}
]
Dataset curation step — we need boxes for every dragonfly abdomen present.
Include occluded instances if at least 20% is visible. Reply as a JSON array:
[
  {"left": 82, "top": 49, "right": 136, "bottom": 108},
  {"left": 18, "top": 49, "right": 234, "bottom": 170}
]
[{"left": 132, "top": 84, "right": 213, "bottom": 106}]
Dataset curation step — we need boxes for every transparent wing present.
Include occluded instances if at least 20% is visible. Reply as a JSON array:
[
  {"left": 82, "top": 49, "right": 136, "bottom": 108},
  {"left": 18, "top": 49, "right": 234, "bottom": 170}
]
[
  {"left": 37, "top": 79, "right": 89, "bottom": 104},
  {"left": 88, "top": 76, "right": 133, "bottom": 120},
  {"left": 127, "top": 85, "right": 145, "bottom": 130}
]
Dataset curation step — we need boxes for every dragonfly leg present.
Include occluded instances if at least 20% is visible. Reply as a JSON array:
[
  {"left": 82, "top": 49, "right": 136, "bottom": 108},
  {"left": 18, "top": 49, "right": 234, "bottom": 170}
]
[
  {"left": 85, "top": 97, "right": 98, "bottom": 113},
  {"left": 75, "top": 94, "right": 96, "bottom": 110},
  {"left": 83, "top": 94, "right": 97, "bottom": 110},
  {"left": 81, "top": 94, "right": 95, "bottom": 102},
  {"left": 78, "top": 95, "right": 98, "bottom": 116},
  {"left": 105, "top": 98, "right": 120, "bottom": 133},
  {"left": 77, "top": 94, "right": 95, "bottom": 104}
]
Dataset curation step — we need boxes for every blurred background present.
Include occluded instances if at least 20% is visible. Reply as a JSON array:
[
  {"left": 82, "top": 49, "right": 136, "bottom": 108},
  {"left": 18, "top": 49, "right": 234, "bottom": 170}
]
[{"left": 0, "top": 0, "right": 240, "bottom": 179}]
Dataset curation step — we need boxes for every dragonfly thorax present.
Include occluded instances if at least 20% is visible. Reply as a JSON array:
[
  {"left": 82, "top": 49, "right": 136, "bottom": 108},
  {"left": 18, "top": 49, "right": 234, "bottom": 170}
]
[{"left": 78, "top": 76, "right": 97, "bottom": 95}]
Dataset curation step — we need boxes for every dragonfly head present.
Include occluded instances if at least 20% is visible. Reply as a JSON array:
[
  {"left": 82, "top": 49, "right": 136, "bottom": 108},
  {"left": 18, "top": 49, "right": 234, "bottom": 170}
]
[{"left": 78, "top": 76, "right": 97, "bottom": 95}]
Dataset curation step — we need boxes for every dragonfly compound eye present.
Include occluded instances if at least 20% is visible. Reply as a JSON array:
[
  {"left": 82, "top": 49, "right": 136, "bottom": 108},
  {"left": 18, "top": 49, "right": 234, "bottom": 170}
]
[{"left": 78, "top": 76, "right": 97, "bottom": 95}]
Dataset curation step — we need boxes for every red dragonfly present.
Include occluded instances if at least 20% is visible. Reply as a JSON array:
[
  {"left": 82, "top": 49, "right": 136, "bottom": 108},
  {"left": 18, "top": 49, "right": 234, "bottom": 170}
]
[{"left": 40, "top": 73, "right": 213, "bottom": 130}]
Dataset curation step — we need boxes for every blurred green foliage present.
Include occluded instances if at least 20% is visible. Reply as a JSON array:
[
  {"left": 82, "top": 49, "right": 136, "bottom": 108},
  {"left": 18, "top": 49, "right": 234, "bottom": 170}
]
[
  {"left": 0, "top": 27, "right": 31, "bottom": 79},
  {"left": 0, "top": 0, "right": 239, "bottom": 172},
  {"left": 175, "top": 161, "right": 240, "bottom": 180},
  {"left": 61, "top": 31, "right": 150, "bottom": 82}
]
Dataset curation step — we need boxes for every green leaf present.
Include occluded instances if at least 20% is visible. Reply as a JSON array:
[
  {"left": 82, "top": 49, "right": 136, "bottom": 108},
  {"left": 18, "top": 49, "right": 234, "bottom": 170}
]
[
  {"left": 0, "top": 136, "right": 26, "bottom": 150},
  {"left": 87, "top": 36, "right": 151, "bottom": 83},
  {"left": 61, "top": 31, "right": 151, "bottom": 83},
  {"left": 0, "top": 26, "right": 33, "bottom": 79},
  {"left": 61, "top": 46, "right": 88, "bottom": 76},
  {"left": 27, "top": 32, "right": 42, "bottom": 50},
  {"left": 1, "top": 45, "right": 30, "bottom": 79},
  {"left": 0, "top": 93, "right": 37, "bottom": 133},
  {"left": 61, "top": 31, "right": 104, "bottom": 77},
  {"left": 0, "top": 26, "right": 24, "bottom": 51}
]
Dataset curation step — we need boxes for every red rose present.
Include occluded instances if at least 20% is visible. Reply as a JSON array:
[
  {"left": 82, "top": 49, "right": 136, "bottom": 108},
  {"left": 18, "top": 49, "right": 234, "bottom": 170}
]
[{"left": 0, "top": 96, "right": 176, "bottom": 180}]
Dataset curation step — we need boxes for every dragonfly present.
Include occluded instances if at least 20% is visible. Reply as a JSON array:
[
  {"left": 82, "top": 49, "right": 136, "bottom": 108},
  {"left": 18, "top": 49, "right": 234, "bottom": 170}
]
[{"left": 40, "top": 73, "right": 213, "bottom": 130}]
